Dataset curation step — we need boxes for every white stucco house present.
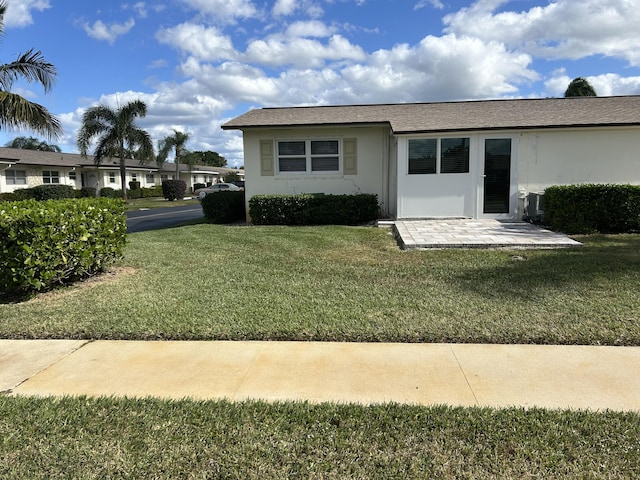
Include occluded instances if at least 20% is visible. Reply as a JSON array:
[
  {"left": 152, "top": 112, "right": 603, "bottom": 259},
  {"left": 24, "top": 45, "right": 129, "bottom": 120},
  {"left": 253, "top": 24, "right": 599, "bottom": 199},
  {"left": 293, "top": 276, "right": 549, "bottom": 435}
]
[
  {"left": 0, "top": 148, "right": 243, "bottom": 194},
  {"left": 222, "top": 95, "right": 640, "bottom": 221}
]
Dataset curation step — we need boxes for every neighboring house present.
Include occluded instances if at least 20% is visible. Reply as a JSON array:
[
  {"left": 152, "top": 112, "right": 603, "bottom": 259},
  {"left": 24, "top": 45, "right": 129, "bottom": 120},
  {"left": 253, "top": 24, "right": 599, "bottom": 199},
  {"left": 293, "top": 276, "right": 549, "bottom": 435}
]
[
  {"left": 222, "top": 96, "right": 640, "bottom": 220},
  {"left": 0, "top": 148, "right": 243, "bottom": 194}
]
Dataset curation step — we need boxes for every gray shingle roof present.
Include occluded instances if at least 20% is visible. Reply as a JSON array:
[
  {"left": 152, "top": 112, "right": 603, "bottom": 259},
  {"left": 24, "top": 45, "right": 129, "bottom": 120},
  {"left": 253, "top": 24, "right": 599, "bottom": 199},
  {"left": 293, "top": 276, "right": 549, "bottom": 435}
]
[
  {"left": 0, "top": 148, "right": 240, "bottom": 174},
  {"left": 221, "top": 96, "right": 640, "bottom": 133}
]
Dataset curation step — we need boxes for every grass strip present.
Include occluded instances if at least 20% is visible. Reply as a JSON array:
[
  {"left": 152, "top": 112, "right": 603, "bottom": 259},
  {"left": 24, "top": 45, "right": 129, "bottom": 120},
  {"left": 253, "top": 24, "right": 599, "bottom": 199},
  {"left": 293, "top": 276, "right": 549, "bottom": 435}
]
[
  {"left": 1, "top": 396, "right": 639, "bottom": 479},
  {"left": 1, "top": 226, "right": 639, "bottom": 345}
]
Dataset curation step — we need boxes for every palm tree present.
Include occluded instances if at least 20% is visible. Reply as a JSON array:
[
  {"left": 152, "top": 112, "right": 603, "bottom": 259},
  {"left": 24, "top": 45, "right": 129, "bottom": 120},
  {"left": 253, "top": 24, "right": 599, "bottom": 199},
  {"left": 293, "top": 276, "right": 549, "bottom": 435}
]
[
  {"left": 157, "top": 129, "right": 190, "bottom": 178},
  {"left": 77, "top": 99, "right": 154, "bottom": 200},
  {"left": 0, "top": 2, "right": 62, "bottom": 139},
  {"left": 564, "top": 77, "right": 597, "bottom": 97},
  {"left": 5, "top": 135, "right": 61, "bottom": 151}
]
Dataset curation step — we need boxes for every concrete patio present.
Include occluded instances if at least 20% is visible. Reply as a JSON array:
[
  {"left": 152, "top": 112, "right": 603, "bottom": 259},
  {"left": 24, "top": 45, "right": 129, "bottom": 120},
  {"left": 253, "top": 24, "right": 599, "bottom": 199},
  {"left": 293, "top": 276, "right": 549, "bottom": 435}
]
[{"left": 393, "top": 219, "right": 582, "bottom": 249}]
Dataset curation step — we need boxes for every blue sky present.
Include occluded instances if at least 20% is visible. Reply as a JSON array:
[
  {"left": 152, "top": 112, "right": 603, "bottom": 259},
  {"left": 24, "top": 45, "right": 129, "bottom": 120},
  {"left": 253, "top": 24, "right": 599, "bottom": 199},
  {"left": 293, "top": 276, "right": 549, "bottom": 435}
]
[{"left": 1, "top": 0, "right": 639, "bottom": 167}]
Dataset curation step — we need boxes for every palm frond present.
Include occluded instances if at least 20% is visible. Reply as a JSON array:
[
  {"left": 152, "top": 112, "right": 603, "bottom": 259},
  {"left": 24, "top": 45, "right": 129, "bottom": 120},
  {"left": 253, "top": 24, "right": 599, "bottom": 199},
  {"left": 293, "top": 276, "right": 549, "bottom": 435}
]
[
  {"left": 0, "top": 91, "right": 62, "bottom": 139},
  {"left": 0, "top": 49, "right": 57, "bottom": 92}
]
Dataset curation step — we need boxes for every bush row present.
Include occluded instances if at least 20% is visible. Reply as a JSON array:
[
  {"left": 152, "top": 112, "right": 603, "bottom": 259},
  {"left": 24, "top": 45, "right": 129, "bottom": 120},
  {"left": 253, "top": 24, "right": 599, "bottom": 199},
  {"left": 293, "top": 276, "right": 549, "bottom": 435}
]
[
  {"left": 248, "top": 193, "right": 379, "bottom": 225},
  {"left": 0, "top": 185, "right": 165, "bottom": 202},
  {"left": 200, "top": 191, "right": 245, "bottom": 224},
  {"left": 0, "top": 198, "right": 127, "bottom": 296},
  {"left": 543, "top": 184, "right": 640, "bottom": 234},
  {"left": 100, "top": 186, "right": 163, "bottom": 199}
]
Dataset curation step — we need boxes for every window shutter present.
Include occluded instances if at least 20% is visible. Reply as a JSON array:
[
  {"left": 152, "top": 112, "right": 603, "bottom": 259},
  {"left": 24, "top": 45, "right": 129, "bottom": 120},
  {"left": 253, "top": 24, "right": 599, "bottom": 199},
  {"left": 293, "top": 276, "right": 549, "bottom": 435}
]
[
  {"left": 260, "top": 140, "right": 274, "bottom": 176},
  {"left": 343, "top": 138, "right": 357, "bottom": 175}
]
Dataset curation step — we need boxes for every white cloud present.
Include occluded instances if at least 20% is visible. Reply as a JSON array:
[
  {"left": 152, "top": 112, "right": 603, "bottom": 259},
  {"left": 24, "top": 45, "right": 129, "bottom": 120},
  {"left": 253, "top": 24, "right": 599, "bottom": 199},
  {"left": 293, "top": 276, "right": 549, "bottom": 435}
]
[
  {"left": 156, "top": 23, "right": 238, "bottom": 61},
  {"left": 3, "top": 0, "right": 50, "bottom": 28},
  {"left": 444, "top": 0, "right": 640, "bottom": 66},
  {"left": 545, "top": 70, "right": 640, "bottom": 97},
  {"left": 273, "top": 0, "right": 297, "bottom": 16},
  {"left": 83, "top": 18, "right": 135, "bottom": 45},
  {"left": 245, "top": 34, "right": 366, "bottom": 68},
  {"left": 285, "top": 20, "right": 335, "bottom": 38},
  {"left": 272, "top": 0, "right": 325, "bottom": 17},
  {"left": 414, "top": 0, "right": 444, "bottom": 10},
  {"left": 180, "top": 0, "right": 258, "bottom": 23}
]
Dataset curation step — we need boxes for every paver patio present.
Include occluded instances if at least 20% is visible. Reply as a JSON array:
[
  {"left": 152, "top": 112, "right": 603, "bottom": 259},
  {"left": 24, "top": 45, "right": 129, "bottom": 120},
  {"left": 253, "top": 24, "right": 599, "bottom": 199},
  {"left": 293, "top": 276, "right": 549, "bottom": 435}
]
[{"left": 393, "top": 219, "right": 582, "bottom": 249}]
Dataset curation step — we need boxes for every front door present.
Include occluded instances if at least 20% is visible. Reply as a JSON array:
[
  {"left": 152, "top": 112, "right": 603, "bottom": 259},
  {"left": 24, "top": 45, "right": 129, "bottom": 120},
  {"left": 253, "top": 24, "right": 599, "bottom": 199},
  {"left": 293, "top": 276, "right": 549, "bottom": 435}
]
[{"left": 481, "top": 138, "right": 513, "bottom": 216}]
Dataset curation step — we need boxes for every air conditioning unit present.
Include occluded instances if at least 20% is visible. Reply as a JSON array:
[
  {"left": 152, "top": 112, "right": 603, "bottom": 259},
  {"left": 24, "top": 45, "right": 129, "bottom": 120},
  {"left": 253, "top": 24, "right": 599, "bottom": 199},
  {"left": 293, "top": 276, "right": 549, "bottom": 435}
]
[{"left": 526, "top": 192, "right": 544, "bottom": 220}]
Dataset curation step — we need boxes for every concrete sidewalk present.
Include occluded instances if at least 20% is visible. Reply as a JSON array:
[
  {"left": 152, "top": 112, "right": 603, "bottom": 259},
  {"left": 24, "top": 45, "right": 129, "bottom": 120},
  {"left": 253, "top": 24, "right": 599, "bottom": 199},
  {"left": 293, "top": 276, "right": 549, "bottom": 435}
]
[{"left": 2, "top": 340, "right": 639, "bottom": 411}]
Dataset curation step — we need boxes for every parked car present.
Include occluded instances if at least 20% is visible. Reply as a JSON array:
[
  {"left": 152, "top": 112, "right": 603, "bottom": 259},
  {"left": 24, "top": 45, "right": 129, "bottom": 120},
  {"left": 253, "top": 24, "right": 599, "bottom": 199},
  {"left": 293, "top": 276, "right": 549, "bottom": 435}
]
[{"left": 195, "top": 182, "right": 241, "bottom": 199}]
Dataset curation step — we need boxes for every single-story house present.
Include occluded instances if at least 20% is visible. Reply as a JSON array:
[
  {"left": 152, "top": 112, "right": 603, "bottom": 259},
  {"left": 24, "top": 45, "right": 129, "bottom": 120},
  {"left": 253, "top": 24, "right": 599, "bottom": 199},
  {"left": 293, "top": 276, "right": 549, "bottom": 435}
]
[
  {"left": 0, "top": 147, "right": 243, "bottom": 194},
  {"left": 222, "top": 95, "right": 640, "bottom": 221}
]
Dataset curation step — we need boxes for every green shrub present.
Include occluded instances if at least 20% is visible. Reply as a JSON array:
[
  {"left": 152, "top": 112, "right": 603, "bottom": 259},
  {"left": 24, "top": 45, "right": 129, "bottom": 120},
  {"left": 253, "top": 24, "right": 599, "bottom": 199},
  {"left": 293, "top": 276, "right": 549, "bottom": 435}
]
[
  {"left": 140, "top": 186, "right": 163, "bottom": 198},
  {"left": 79, "top": 187, "right": 97, "bottom": 198},
  {"left": 11, "top": 188, "right": 35, "bottom": 201},
  {"left": 543, "top": 184, "right": 640, "bottom": 234},
  {"left": 127, "top": 188, "right": 142, "bottom": 199},
  {"left": 0, "top": 198, "right": 127, "bottom": 296},
  {"left": 31, "top": 184, "right": 75, "bottom": 200},
  {"left": 0, "top": 192, "right": 18, "bottom": 202},
  {"left": 249, "top": 193, "right": 379, "bottom": 225},
  {"left": 200, "top": 191, "right": 245, "bottom": 223},
  {"left": 100, "top": 187, "right": 117, "bottom": 198},
  {"left": 162, "top": 180, "right": 187, "bottom": 201},
  {"left": 129, "top": 181, "right": 141, "bottom": 190}
]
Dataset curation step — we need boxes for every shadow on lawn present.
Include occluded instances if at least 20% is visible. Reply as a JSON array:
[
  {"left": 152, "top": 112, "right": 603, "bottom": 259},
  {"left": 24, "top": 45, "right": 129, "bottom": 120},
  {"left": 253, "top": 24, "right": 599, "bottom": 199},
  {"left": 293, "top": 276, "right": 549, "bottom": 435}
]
[{"left": 451, "top": 235, "right": 640, "bottom": 300}]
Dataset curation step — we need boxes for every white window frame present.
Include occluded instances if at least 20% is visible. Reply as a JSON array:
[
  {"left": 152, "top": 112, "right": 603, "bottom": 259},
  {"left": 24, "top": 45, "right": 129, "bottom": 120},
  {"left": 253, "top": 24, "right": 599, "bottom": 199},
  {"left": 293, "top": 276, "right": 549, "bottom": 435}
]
[
  {"left": 109, "top": 172, "right": 116, "bottom": 184},
  {"left": 42, "top": 170, "right": 60, "bottom": 184},
  {"left": 6, "top": 169, "right": 27, "bottom": 185},
  {"left": 276, "top": 139, "right": 341, "bottom": 175},
  {"left": 146, "top": 173, "right": 155, "bottom": 184}
]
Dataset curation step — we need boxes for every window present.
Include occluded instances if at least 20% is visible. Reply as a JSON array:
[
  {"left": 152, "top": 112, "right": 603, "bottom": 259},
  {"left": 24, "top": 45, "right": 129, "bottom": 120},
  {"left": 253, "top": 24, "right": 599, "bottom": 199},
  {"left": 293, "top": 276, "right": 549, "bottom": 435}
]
[
  {"left": 131, "top": 173, "right": 138, "bottom": 181},
  {"left": 109, "top": 172, "right": 116, "bottom": 184},
  {"left": 277, "top": 140, "right": 340, "bottom": 174},
  {"left": 6, "top": 169, "right": 26, "bottom": 185},
  {"left": 146, "top": 174, "right": 155, "bottom": 184},
  {"left": 408, "top": 137, "right": 469, "bottom": 175},
  {"left": 441, "top": 138, "right": 469, "bottom": 174},
  {"left": 160, "top": 174, "right": 168, "bottom": 181},
  {"left": 69, "top": 170, "right": 76, "bottom": 180},
  {"left": 408, "top": 139, "right": 436, "bottom": 174},
  {"left": 42, "top": 170, "right": 60, "bottom": 184}
]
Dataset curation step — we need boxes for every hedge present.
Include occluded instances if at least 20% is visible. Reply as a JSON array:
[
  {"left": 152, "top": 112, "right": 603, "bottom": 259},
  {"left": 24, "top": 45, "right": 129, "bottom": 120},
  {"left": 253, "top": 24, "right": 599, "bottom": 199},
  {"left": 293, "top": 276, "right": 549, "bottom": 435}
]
[
  {"left": 0, "top": 198, "right": 127, "bottom": 296},
  {"left": 162, "top": 179, "right": 187, "bottom": 201},
  {"left": 543, "top": 184, "right": 640, "bottom": 234},
  {"left": 249, "top": 193, "right": 379, "bottom": 225},
  {"left": 200, "top": 191, "right": 245, "bottom": 224}
]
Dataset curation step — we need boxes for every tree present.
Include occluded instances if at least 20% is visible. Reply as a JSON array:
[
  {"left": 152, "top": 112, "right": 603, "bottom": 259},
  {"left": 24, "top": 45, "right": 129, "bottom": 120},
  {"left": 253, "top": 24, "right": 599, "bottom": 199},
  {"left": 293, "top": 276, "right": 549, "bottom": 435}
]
[
  {"left": 77, "top": 99, "right": 155, "bottom": 200},
  {"left": 0, "top": 2, "right": 62, "bottom": 139},
  {"left": 157, "top": 129, "right": 190, "bottom": 177},
  {"left": 5, "top": 135, "right": 60, "bottom": 151},
  {"left": 564, "top": 77, "right": 597, "bottom": 97},
  {"left": 223, "top": 171, "right": 240, "bottom": 183},
  {"left": 183, "top": 150, "right": 227, "bottom": 167}
]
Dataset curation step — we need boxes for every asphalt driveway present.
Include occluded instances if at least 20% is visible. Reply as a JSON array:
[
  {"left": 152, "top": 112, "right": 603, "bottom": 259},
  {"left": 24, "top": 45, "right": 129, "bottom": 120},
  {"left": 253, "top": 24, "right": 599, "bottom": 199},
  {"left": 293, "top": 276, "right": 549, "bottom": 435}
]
[{"left": 126, "top": 205, "right": 204, "bottom": 233}]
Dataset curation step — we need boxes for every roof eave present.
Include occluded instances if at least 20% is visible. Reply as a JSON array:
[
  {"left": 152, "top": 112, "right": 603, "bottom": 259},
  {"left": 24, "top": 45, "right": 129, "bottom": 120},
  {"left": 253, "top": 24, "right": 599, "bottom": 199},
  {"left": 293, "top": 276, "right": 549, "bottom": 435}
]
[{"left": 221, "top": 121, "right": 391, "bottom": 131}]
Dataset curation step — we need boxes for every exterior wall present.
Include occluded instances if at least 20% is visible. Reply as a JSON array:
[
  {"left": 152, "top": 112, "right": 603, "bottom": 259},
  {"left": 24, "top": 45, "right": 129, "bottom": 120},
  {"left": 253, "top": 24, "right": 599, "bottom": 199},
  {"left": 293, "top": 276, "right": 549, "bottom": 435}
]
[
  {"left": 394, "top": 126, "right": 640, "bottom": 220},
  {"left": 517, "top": 127, "right": 640, "bottom": 193},
  {"left": 396, "top": 135, "right": 479, "bottom": 218},
  {"left": 1, "top": 166, "right": 80, "bottom": 193},
  {"left": 243, "top": 126, "right": 392, "bottom": 219}
]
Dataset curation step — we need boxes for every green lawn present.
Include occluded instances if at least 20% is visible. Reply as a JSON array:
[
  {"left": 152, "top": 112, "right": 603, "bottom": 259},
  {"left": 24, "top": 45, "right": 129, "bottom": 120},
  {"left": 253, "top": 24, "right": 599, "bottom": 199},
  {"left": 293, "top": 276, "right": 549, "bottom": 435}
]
[
  {"left": 1, "top": 225, "right": 639, "bottom": 344},
  {"left": 3, "top": 225, "right": 640, "bottom": 478},
  {"left": 1, "top": 396, "right": 639, "bottom": 479}
]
